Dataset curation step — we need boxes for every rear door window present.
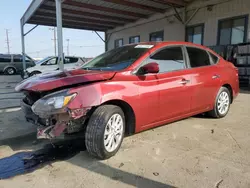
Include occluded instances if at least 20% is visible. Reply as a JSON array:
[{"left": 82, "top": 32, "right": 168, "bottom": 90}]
[
  {"left": 13, "top": 55, "right": 22, "bottom": 62},
  {"left": 209, "top": 52, "right": 219, "bottom": 64},
  {"left": 186, "top": 47, "right": 211, "bottom": 68},
  {"left": 13, "top": 55, "right": 32, "bottom": 63},
  {"left": 64, "top": 57, "right": 79, "bottom": 64}
]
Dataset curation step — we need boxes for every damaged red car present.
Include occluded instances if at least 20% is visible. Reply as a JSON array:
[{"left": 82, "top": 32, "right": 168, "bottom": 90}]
[{"left": 16, "top": 42, "right": 239, "bottom": 159}]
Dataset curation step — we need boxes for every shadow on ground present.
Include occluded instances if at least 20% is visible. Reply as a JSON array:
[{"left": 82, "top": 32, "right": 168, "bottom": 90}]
[{"left": 0, "top": 138, "right": 175, "bottom": 188}]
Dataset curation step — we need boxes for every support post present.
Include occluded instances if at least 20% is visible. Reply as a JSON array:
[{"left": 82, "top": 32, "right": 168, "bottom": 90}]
[
  {"left": 20, "top": 19, "right": 27, "bottom": 78},
  {"left": 104, "top": 32, "right": 112, "bottom": 52},
  {"left": 105, "top": 32, "right": 108, "bottom": 52},
  {"left": 55, "top": 0, "right": 64, "bottom": 70}
]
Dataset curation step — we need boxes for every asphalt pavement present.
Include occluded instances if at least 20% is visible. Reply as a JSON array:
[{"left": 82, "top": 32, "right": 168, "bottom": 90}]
[{"left": 0, "top": 75, "right": 36, "bottom": 142}]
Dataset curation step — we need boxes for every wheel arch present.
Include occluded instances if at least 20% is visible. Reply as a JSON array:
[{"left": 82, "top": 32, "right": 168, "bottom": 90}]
[
  {"left": 103, "top": 99, "right": 136, "bottom": 136},
  {"left": 29, "top": 70, "right": 42, "bottom": 76},
  {"left": 222, "top": 83, "right": 233, "bottom": 103},
  {"left": 3, "top": 66, "right": 17, "bottom": 73}
]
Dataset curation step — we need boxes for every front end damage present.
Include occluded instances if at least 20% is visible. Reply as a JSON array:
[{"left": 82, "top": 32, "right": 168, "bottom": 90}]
[{"left": 21, "top": 90, "right": 92, "bottom": 139}]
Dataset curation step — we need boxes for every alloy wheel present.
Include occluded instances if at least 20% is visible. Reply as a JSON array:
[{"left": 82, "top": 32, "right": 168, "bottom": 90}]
[
  {"left": 217, "top": 91, "right": 230, "bottom": 115},
  {"left": 104, "top": 113, "right": 124, "bottom": 152},
  {"left": 7, "top": 68, "right": 14, "bottom": 75}
]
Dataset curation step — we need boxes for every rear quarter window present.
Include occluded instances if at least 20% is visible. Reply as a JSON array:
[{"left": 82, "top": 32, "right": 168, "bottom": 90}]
[
  {"left": 209, "top": 52, "right": 219, "bottom": 64},
  {"left": 0, "top": 55, "right": 11, "bottom": 63}
]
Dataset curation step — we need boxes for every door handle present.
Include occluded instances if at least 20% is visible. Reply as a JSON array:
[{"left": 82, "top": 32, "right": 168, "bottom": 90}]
[
  {"left": 212, "top": 74, "right": 220, "bottom": 79},
  {"left": 179, "top": 79, "right": 190, "bottom": 85}
]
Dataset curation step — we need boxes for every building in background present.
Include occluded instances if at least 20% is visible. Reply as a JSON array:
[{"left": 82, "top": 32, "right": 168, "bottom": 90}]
[{"left": 106, "top": 0, "right": 249, "bottom": 51}]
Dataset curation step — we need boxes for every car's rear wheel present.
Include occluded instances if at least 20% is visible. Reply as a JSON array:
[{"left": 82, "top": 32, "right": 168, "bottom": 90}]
[
  {"left": 5, "top": 67, "right": 16, "bottom": 75},
  {"left": 208, "top": 87, "right": 231, "bottom": 118},
  {"left": 85, "top": 105, "right": 125, "bottom": 159},
  {"left": 29, "top": 71, "right": 41, "bottom": 77}
]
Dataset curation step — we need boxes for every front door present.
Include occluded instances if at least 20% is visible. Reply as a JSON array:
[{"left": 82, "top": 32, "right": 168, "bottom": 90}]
[
  {"left": 141, "top": 46, "right": 193, "bottom": 122},
  {"left": 40, "top": 57, "right": 59, "bottom": 72},
  {"left": 135, "top": 74, "right": 160, "bottom": 128}
]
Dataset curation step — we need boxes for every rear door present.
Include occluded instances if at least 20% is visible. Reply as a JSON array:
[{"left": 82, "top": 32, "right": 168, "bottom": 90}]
[
  {"left": 185, "top": 46, "right": 222, "bottom": 113},
  {"left": 148, "top": 46, "right": 193, "bottom": 121},
  {"left": 64, "top": 57, "right": 80, "bottom": 70}
]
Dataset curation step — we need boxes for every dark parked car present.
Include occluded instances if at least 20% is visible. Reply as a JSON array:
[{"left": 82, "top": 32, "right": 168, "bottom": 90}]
[
  {"left": 0, "top": 54, "right": 35, "bottom": 75},
  {"left": 16, "top": 42, "right": 239, "bottom": 159}
]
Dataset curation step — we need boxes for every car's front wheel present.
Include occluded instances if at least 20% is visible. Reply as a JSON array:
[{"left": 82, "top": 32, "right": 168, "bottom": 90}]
[
  {"left": 208, "top": 87, "right": 231, "bottom": 118},
  {"left": 85, "top": 105, "right": 125, "bottom": 159}
]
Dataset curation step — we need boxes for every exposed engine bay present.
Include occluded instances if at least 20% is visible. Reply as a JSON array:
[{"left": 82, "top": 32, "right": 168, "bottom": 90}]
[{"left": 21, "top": 90, "right": 92, "bottom": 139}]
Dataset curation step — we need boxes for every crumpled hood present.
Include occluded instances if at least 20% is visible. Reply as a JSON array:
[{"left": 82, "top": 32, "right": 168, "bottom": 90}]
[{"left": 15, "top": 69, "right": 116, "bottom": 92}]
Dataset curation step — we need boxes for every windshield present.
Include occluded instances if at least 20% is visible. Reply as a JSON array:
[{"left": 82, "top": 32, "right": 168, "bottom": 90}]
[
  {"left": 36, "top": 56, "right": 53, "bottom": 64},
  {"left": 82, "top": 44, "right": 153, "bottom": 71}
]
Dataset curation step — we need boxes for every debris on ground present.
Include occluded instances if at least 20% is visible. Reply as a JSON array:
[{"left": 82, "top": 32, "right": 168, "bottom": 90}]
[
  {"left": 153, "top": 172, "right": 159, "bottom": 176},
  {"left": 118, "top": 162, "right": 124, "bottom": 168},
  {"left": 215, "top": 179, "right": 223, "bottom": 188},
  {"left": 211, "top": 129, "right": 214, "bottom": 134}
]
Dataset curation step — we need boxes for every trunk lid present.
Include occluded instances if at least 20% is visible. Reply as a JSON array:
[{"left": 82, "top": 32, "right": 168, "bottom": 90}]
[{"left": 15, "top": 69, "right": 116, "bottom": 92}]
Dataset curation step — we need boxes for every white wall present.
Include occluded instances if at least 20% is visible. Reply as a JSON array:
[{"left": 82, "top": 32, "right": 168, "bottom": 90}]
[
  {"left": 106, "top": 0, "right": 250, "bottom": 50},
  {"left": 106, "top": 6, "right": 185, "bottom": 50}
]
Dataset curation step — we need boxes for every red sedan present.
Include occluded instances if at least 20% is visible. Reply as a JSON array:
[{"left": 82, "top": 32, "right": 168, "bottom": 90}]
[{"left": 16, "top": 42, "right": 239, "bottom": 159}]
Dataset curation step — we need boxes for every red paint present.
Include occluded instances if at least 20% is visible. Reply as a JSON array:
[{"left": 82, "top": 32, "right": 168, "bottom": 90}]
[
  {"left": 52, "top": 123, "right": 67, "bottom": 137},
  {"left": 15, "top": 69, "right": 115, "bottom": 92},
  {"left": 17, "top": 42, "right": 239, "bottom": 134},
  {"left": 141, "top": 62, "right": 159, "bottom": 74}
]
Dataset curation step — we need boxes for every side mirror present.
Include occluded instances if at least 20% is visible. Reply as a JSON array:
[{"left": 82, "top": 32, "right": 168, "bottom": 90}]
[{"left": 138, "top": 62, "right": 159, "bottom": 75}]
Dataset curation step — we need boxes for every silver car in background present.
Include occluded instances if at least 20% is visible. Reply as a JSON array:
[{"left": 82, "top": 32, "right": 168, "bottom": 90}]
[{"left": 0, "top": 54, "right": 35, "bottom": 75}]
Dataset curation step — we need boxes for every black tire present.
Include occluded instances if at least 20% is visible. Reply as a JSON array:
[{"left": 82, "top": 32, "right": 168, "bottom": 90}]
[
  {"left": 207, "top": 87, "right": 231, "bottom": 118},
  {"left": 29, "top": 71, "right": 41, "bottom": 77},
  {"left": 4, "top": 67, "right": 16, "bottom": 75},
  {"left": 85, "top": 105, "right": 125, "bottom": 159}
]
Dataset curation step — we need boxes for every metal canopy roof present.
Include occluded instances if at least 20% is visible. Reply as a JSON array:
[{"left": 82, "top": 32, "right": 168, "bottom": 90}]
[{"left": 22, "top": 0, "right": 189, "bottom": 32}]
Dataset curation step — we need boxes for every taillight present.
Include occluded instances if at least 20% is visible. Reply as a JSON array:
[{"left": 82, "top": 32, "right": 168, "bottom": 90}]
[{"left": 235, "top": 67, "right": 238, "bottom": 76}]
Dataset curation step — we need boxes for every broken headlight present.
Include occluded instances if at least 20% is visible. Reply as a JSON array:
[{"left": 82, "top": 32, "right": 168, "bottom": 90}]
[{"left": 31, "top": 90, "right": 77, "bottom": 117}]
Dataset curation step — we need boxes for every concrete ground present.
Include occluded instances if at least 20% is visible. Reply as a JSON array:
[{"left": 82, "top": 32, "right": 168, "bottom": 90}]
[
  {"left": 0, "top": 77, "right": 250, "bottom": 187},
  {"left": 0, "top": 75, "right": 36, "bottom": 141}
]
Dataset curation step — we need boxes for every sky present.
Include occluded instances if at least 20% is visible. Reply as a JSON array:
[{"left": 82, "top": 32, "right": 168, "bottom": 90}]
[{"left": 0, "top": 0, "right": 105, "bottom": 58}]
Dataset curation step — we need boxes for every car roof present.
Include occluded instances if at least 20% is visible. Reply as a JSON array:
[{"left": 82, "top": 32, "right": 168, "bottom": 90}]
[
  {"left": 0, "top": 54, "right": 22, "bottom": 56},
  {"left": 123, "top": 41, "right": 218, "bottom": 56},
  {"left": 123, "top": 41, "right": 207, "bottom": 49},
  {"left": 47, "top": 56, "right": 82, "bottom": 58}
]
